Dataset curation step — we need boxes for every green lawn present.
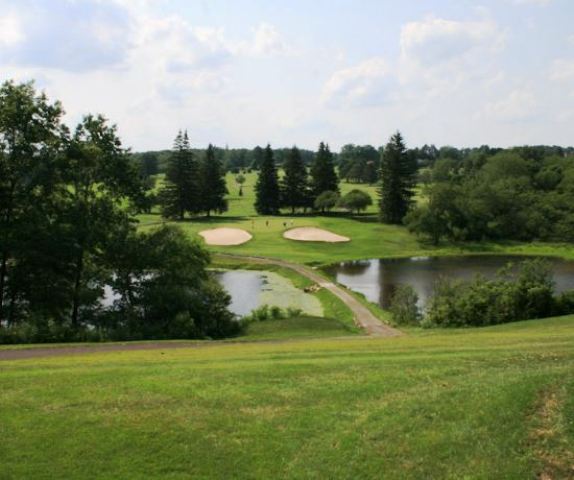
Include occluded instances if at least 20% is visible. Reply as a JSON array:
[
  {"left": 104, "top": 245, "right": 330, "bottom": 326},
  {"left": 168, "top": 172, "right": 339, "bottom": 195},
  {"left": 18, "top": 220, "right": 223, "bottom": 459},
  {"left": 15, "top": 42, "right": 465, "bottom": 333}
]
[
  {"left": 1, "top": 315, "right": 573, "bottom": 479},
  {"left": 138, "top": 172, "right": 574, "bottom": 265},
  {"left": 241, "top": 315, "right": 352, "bottom": 340}
]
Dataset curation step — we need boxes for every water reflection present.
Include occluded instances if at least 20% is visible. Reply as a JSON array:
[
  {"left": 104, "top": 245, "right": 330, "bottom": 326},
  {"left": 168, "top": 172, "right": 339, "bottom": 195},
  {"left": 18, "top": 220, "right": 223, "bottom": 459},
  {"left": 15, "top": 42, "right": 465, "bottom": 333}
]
[{"left": 324, "top": 255, "right": 574, "bottom": 310}]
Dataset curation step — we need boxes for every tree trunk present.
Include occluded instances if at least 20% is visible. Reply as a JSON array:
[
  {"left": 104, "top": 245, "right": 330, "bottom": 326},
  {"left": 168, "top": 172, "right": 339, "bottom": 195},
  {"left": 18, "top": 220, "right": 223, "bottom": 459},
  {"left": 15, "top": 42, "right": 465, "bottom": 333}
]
[
  {"left": 0, "top": 186, "right": 14, "bottom": 324},
  {"left": 71, "top": 249, "right": 84, "bottom": 328},
  {"left": 7, "top": 284, "right": 17, "bottom": 327},
  {"left": 0, "top": 251, "right": 8, "bottom": 323}
]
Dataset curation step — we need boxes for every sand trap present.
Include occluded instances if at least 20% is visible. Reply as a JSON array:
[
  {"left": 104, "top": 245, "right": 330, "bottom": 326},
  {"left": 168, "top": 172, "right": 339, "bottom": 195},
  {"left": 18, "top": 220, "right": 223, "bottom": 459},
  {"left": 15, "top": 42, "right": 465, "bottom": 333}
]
[
  {"left": 283, "top": 227, "right": 350, "bottom": 243},
  {"left": 199, "top": 228, "right": 252, "bottom": 246}
]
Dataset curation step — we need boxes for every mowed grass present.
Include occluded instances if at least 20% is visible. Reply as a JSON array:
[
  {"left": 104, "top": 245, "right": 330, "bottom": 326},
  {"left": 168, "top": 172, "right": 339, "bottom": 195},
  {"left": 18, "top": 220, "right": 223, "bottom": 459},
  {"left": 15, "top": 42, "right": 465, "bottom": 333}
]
[
  {"left": 138, "top": 172, "right": 574, "bottom": 265},
  {"left": 1, "top": 315, "right": 574, "bottom": 479},
  {"left": 241, "top": 315, "right": 352, "bottom": 340}
]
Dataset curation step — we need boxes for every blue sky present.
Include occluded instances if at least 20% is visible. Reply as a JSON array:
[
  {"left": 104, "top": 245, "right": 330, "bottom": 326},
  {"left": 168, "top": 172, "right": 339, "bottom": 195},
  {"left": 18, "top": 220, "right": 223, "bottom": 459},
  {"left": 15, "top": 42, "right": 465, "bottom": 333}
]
[{"left": 1, "top": 0, "right": 573, "bottom": 151}]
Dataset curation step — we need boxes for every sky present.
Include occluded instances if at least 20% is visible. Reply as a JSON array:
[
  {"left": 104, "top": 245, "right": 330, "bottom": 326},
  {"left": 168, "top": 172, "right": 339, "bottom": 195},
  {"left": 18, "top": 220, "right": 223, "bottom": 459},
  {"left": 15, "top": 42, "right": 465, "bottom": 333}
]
[{"left": 1, "top": 0, "right": 573, "bottom": 151}]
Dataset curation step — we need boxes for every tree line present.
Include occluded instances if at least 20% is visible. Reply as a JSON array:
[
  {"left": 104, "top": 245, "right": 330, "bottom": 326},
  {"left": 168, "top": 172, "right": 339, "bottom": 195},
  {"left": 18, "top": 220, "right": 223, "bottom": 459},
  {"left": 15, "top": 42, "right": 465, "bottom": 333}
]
[
  {"left": 252, "top": 132, "right": 416, "bottom": 224},
  {"left": 0, "top": 81, "right": 238, "bottom": 343},
  {"left": 406, "top": 145, "right": 574, "bottom": 243}
]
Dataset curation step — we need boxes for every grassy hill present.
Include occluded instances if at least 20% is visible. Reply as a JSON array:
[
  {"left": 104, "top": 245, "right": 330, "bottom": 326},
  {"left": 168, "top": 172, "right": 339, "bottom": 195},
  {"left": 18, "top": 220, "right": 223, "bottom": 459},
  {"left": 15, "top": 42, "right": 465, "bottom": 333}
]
[{"left": 1, "top": 315, "right": 573, "bottom": 478}]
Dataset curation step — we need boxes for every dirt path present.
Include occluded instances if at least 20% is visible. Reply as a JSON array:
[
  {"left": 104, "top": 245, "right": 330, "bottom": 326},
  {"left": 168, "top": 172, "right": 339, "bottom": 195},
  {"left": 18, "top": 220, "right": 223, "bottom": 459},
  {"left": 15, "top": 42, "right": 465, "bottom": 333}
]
[{"left": 218, "top": 254, "right": 402, "bottom": 337}]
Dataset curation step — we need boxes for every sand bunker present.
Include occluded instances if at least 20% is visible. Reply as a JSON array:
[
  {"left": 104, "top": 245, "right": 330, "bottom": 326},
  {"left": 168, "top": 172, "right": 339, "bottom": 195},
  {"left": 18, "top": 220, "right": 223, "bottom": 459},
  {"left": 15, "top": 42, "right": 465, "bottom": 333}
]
[
  {"left": 199, "top": 227, "right": 252, "bottom": 246},
  {"left": 283, "top": 227, "right": 350, "bottom": 243}
]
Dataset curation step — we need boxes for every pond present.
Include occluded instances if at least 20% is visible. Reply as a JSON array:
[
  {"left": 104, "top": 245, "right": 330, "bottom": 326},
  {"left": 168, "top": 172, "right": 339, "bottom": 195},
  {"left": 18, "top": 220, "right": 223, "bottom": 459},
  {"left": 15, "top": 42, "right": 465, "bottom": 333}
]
[
  {"left": 323, "top": 255, "right": 574, "bottom": 310},
  {"left": 213, "top": 270, "right": 323, "bottom": 317},
  {"left": 102, "top": 270, "right": 323, "bottom": 318}
]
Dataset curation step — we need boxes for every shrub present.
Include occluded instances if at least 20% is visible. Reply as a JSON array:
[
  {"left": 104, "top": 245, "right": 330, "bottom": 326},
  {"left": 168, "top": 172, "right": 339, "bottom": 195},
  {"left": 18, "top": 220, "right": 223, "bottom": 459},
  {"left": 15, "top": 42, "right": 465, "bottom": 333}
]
[
  {"left": 553, "top": 290, "right": 574, "bottom": 316},
  {"left": 337, "top": 189, "right": 373, "bottom": 215},
  {"left": 314, "top": 191, "right": 340, "bottom": 213},
  {"left": 389, "top": 285, "right": 420, "bottom": 326},
  {"left": 240, "top": 305, "right": 303, "bottom": 327},
  {"left": 424, "top": 259, "right": 560, "bottom": 328}
]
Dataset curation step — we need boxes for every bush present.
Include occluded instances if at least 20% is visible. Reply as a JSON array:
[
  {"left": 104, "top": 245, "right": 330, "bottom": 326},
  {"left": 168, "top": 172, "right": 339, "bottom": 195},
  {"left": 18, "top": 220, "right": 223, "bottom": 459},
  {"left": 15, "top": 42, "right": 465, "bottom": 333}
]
[
  {"left": 240, "top": 305, "right": 303, "bottom": 327},
  {"left": 553, "top": 290, "right": 574, "bottom": 316},
  {"left": 424, "top": 259, "right": 560, "bottom": 328},
  {"left": 337, "top": 189, "right": 372, "bottom": 215},
  {"left": 389, "top": 285, "right": 420, "bottom": 326},
  {"left": 314, "top": 191, "right": 339, "bottom": 213}
]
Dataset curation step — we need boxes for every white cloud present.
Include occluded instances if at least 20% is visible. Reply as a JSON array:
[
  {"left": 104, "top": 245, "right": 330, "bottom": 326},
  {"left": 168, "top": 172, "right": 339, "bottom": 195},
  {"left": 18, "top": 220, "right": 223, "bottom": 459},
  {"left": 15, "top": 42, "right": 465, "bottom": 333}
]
[
  {"left": 231, "top": 23, "right": 292, "bottom": 57},
  {"left": 483, "top": 88, "right": 538, "bottom": 121},
  {"left": 322, "top": 58, "right": 394, "bottom": 107},
  {"left": 250, "top": 23, "right": 290, "bottom": 56},
  {"left": 0, "top": 13, "right": 23, "bottom": 47},
  {"left": 0, "top": 0, "right": 133, "bottom": 72},
  {"left": 400, "top": 16, "right": 504, "bottom": 67}
]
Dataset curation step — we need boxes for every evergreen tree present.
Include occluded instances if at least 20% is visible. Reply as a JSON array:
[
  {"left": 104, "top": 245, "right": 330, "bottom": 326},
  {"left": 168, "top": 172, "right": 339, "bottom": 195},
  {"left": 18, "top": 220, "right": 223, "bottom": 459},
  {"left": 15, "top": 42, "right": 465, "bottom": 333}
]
[
  {"left": 254, "top": 144, "right": 280, "bottom": 215},
  {"left": 280, "top": 146, "right": 310, "bottom": 213},
  {"left": 200, "top": 144, "right": 228, "bottom": 217},
  {"left": 310, "top": 142, "right": 339, "bottom": 198},
  {"left": 251, "top": 145, "right": 264, "bottom": 170},
  {"left": 379, "top": 131, "right": 417, "bottom": 224},
  {"left": 160, "top": 130, "right": 200, "bottom": 220}
]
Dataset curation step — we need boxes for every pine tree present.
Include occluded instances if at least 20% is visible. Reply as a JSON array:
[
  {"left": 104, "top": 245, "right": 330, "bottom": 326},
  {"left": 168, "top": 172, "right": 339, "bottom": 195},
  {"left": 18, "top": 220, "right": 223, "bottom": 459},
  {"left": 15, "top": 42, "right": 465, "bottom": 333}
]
[
  {"left": 251, "top": 145, "right": 264, "bottom": 170},
  {"left": 200, "top": 144, "right": 228, "bottom": 217},
  {"left": 254, "top": 144, "right": 280, "bottom": 215},
  {"left": 160, "top": 130, "right": 200, "bottom": 220},
  {"left": 280, "top": 146, "right": 310, "bottom": 213},
  {"left": 379, "top": 131, "right": 417, "bottom": 224},
  {"left": 310, "top": 142, "right": 339, "bottom": 198}
]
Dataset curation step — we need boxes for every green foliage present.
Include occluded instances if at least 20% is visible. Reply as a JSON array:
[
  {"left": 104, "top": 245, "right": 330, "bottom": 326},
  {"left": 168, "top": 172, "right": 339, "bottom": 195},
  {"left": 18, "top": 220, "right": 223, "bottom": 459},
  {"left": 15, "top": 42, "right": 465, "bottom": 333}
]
[
  {"left": 337, "top": 189, "right": 373, "bottom": 214},
  {"left": 280, "top": 146, "right": 312, "bottom": 213},
  {"left": 254, "top": 144, "right": 280, "bottom": 215},
  {"left": 424, "top": 259, "right": 560, "bottom": 328},
  {"left": 408, "top": 149, "right": 574, "bottom": 243},
  {"left": 311, "top": 142, "right": 339, "bottom": 197},
  {"left": 160, "top": 130, "right": 200, "bottom": 220},
  {"left": 314, "top": 190, "right": 340, "bottom": 213},
  {"left": 379, "top": 131, "right": 417, "bottom": 224},
  {"left": 0, "top": 82, "right": 237, "bottom": 344},
  {"left": 240, "top": 304, "right": 303, "bottom": 326},
  {"left": 199, "top": 144, "right": 228, "bottom": 217},
  {"left": 389, "top": 285, "right": 420, "bottom": 326},
  {"left": 140, "top": 151, "right": 159, "bottom": 177},
  {"left": 0, "top": 80, "right": 65, "bottom": 325},
  {"left": 338, "top": 144, "right": 379, "bottom": 184}
]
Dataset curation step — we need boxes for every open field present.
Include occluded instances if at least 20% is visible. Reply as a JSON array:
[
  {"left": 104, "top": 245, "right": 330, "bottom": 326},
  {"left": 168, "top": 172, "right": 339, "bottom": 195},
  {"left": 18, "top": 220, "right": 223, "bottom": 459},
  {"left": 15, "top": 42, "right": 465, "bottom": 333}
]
[
  {"left": 138, "top": 172, "right": 574, "bottom": 265},
  {"left": 1, "top": 316, "right": 573, "bottom": 479}
]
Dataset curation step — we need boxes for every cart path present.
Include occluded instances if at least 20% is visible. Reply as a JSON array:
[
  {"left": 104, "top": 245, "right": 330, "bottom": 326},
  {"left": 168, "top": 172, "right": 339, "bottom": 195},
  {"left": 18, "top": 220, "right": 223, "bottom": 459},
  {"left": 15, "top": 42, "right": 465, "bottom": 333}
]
[{"left": 218, "top": 254, "right": 402, "bottom": 338}]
